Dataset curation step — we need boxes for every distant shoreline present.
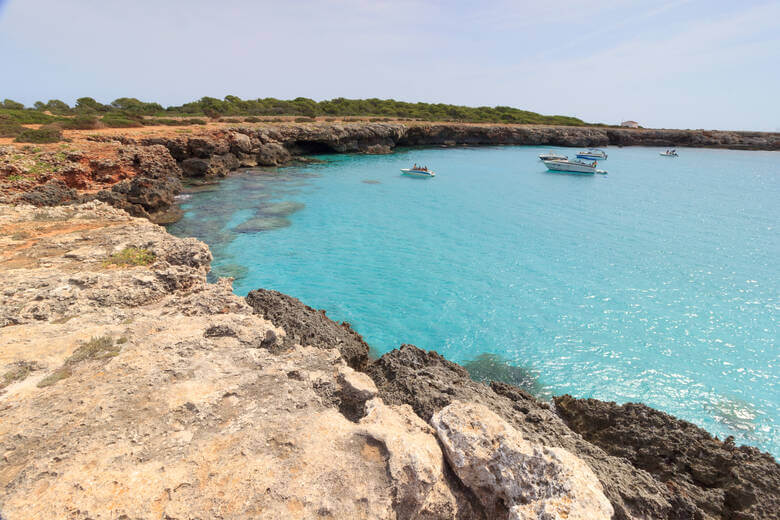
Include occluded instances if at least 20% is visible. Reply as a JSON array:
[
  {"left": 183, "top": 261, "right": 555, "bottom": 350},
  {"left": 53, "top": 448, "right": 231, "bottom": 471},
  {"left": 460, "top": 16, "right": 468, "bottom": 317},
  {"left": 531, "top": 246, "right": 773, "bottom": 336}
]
[{"left": 1, "top": 121, "right": 778, "bottom": 224}]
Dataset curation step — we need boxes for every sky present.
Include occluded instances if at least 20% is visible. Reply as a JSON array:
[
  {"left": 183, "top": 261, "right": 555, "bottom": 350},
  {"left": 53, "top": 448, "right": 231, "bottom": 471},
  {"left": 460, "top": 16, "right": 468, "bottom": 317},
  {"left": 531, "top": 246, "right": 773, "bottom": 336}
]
[{"left": 1, "top": 0, "right": 779, "bottom": 131}]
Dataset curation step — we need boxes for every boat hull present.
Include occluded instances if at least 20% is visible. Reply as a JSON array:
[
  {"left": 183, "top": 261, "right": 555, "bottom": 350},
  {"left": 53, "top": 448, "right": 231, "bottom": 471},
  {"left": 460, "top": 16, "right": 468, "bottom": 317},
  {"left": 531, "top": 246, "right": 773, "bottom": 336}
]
[
  {"left": 401, "top": 169, "right": 435, "bottom": 177},
  {"left": 659, "top": 153, "right": 678, "bottom": 157},
  {"left": 542, "top": 159, "right": 596, "bottom": 174}
]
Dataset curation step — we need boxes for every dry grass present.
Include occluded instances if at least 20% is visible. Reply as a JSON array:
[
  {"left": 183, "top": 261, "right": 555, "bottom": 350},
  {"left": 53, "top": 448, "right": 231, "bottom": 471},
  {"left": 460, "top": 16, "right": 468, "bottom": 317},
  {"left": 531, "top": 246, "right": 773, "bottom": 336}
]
[
  {"left": 104, "top": 247, "right": 156, "bottom": 267},
  {"left": 37, "top": 336, "right": 120, "bottom": 388},
  {"left": 1, "top": 361, "right": 41, "bottom": 390}
]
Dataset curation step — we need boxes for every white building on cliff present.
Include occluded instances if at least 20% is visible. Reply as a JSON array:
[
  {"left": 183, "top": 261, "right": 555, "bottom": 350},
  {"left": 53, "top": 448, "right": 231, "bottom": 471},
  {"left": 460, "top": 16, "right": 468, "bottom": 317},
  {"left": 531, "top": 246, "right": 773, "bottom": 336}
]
[{"left": 621, "top": 120, "right": 640, "bottom": 128}]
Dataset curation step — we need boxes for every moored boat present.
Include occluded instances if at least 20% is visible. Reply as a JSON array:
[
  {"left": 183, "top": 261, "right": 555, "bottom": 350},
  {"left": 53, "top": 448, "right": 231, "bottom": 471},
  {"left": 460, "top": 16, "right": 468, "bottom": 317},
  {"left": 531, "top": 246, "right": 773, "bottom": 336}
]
[
  {"left": 401, "top": 165, "right": 435, "bottom": 177},
  {"left": 576, "top": 149, "right": 608, "bottom": 160},
  {"left": 539, "top": 151, "right": 568, "bottom": 161},
  {"left": 660, "top": 149, "right": 678, "bottom": 157},
  {"left": 543, "top": 158, "right": 600, "bottom": 174}
]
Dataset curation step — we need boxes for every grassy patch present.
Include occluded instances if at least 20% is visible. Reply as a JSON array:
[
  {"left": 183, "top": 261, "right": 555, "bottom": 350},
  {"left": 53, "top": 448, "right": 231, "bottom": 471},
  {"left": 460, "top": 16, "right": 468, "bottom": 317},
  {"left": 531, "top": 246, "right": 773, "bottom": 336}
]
[
  {"left": 51, "top": 315, "right": 75, "bottom": 324},
  {"left": 104, "top": 247, "right": 156, "bottom": 267},
  {"left": 37, "top": 336, "right": 120, "bottom": 388},
  {"left": 66, "top": 336, "right": 120, "bottom": 363},
  {"left": 1, "top": 361, "right": 41, "bottom": 390},
  {"left": 37, "top": 366, "right": 73, "bottom": 388}
]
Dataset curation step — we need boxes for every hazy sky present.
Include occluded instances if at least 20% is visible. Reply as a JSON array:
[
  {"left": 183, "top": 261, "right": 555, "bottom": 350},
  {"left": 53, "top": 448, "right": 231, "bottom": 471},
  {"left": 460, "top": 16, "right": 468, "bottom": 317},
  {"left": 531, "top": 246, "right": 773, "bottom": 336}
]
[{"left": 1, "top": 0, "right": 779, "bottom": 130}]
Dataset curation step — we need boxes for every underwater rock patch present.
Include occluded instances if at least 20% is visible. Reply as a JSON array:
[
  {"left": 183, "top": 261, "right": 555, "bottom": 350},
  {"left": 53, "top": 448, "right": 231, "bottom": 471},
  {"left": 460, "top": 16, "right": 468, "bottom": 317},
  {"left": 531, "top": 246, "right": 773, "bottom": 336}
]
[
  {"left": 256, "top": 201, "right": 305, "bottom": 217},
  {"left": 463, "top": 353, "right": 546, "bottom": 397},
  {"left": 233, "top": 216, "right": 292, "bottom": 233}
]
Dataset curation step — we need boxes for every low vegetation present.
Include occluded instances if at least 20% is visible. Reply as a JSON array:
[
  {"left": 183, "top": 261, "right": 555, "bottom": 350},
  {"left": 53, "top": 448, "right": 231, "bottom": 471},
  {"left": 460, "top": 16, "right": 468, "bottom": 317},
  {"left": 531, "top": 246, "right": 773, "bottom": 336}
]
[
  {"left": 37, "top": 336, "right": 120, "bottom": 388},
  {"left": 1, "top": 361, "right": 41, "bottom": 390},
  {"left": 0, "top": 95, "right": 590, "bottom": 127},
  {"left": 14, "top": 126, "right": 63, "bottom": 143},
  {"left": 104, "top": 247, "right": 156, "bottom": 267}
]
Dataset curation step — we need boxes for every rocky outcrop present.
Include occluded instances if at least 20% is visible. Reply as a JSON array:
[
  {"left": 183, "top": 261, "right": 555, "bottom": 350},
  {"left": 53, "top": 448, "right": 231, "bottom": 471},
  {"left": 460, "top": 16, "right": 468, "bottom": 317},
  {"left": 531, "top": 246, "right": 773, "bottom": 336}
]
[
  {"left": 432, "top": 401, "right": 613, "bottom": 520},
  {"left": 367, "top": 345, "right": 701, "bottom": 519},
  {"left": 245, "top": 288, "right": 371, "bottom": 370},
  {"left": 554, "top": 395, "right": 780, "bottom": 520}
]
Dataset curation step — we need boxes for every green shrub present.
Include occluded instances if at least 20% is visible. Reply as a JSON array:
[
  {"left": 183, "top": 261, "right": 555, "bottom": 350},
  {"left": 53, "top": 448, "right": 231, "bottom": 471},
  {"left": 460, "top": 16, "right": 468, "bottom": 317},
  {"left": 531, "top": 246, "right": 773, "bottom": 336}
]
[
  {"left": 244, "top": 116, "right": 261, "bottom": 123},
  {"left": 294, "top": 116, "right": 315, "bottom": 122},
  {"left": 15, "top": 125, "right": 63, "bottom": 143},
  {"left": 101, "top": 114, "right": 143, "bottom": 128},
  {"left": 61, "top": 114, "right": 101, "bottom": 130},
  {"left": 104, "top": 247, "right": 156, "bottom": 267},
  {"left": 0, "top": 118, "right": 24, "bottom": 137},
  {"left": 0, "top": 108, "right": 60, "bottom": 124},
  {"left": 183, "top": 118, "right": 206, "bottom": 125},
  {"left": 66, "top": 336, "right": 120, "bottom": 363}
]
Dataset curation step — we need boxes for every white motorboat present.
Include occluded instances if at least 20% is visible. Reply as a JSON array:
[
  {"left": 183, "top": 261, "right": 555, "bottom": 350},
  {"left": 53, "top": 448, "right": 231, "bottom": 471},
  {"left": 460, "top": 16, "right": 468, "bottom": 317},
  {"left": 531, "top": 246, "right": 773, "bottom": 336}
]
[
  {"left": 539, "top": 151, "right": 568, "bottom": 161},
  {"left": 576, "top": 149, "right": 608, "bottom": 160},
  {"left": 401, "top": 167, "right": 435, "bottom": 178},
  {"left": 543, "top": 159, "right": 607, "bottom": 175},
  {"left": 660, "top": 150, "right": 678, "bottom": 157}
]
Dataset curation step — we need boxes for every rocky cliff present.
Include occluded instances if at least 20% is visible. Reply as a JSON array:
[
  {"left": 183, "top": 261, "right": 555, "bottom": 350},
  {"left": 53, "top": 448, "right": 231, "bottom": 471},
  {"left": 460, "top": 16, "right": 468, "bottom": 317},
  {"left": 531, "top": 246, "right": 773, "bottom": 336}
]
[
  {"left": 2, "top": 122, "right": 778, "bottom": 226},
  {"left": 1, "top": 202, "right": 777, "bottom": 520}
]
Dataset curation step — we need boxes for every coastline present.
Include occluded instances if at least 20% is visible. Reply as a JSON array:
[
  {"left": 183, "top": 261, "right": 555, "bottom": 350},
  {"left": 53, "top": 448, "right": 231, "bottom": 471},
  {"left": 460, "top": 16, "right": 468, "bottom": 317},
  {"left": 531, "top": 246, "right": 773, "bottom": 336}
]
[
  {"left": 1, "top": 124, "right": 779, "bottom": 518},
  {"left": 2, "top": 121, "right": 778, "bottom": 225}
]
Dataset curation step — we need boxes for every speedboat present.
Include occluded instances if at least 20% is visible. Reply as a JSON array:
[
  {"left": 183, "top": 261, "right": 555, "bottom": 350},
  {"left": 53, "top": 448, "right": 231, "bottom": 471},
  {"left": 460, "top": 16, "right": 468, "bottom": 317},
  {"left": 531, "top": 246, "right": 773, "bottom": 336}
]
[
  {"left": 543, "top": 159, "right": 607, "bottom": 175},
  {"left": 401, "top": 167, "right": 435, "bottom": 178},
  {"left": 576, "top": 149, "right": 608, "bottom": 160},
  {"left": 660, "top": 150, "right": 678, "bottom": 157},
  {"left": 539, "top": 151, "right": 568, "bottom": 161}
]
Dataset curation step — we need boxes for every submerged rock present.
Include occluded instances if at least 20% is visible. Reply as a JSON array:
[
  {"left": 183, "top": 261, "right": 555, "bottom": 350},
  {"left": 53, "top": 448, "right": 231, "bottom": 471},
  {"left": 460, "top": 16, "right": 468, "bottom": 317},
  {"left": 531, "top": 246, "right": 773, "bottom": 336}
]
[
  {"left": 256, "top": 200, "right": 305, "bottom": 217},
  {"left": 232, "top": 216, "right": 291, "bottom": 233},
  {"left": 463, "top": 352, "right": 546, "bottom": 397},
  {"left": 432, "top": 401, "right": 613, "bottom": 519}
]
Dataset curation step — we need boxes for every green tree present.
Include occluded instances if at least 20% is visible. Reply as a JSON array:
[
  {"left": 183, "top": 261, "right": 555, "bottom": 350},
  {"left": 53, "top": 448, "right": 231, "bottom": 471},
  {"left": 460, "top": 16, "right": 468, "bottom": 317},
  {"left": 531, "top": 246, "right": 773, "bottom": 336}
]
[
  {"left": 75, "top": 97, "right": 109, "bottom": 113},
  {"left": 2, "top": 99, "right": 25, "bottom": 110}
]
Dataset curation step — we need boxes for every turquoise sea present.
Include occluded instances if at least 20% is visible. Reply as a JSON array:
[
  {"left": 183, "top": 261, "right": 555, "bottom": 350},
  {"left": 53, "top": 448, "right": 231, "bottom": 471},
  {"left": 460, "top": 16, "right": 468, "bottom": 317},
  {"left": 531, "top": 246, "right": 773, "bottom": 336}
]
[{"left": 168, "top": 145, "right": 779, "bottom": 457}]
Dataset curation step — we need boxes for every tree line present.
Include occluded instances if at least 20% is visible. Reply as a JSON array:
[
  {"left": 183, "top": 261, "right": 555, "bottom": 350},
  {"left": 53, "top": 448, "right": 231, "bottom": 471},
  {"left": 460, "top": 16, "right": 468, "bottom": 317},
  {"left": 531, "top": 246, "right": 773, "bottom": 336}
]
[{"left": 0, "top": 96, "right": 586, "bottom": 126}]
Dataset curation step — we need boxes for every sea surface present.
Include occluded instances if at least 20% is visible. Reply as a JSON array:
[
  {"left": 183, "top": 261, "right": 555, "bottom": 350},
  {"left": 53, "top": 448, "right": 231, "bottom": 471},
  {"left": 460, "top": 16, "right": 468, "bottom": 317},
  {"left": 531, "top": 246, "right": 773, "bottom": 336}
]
[{"left": 168, "top": 145, "right": 779, "bottom": 457}]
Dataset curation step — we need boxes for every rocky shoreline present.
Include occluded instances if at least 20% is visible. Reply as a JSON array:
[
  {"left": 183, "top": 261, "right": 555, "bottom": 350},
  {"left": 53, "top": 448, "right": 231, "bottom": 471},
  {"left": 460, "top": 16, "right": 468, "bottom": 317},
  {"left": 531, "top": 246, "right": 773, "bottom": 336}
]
[
  {"left": 2, "top": 122, "right": 779, "bottom": 224},
  {"left": 1, "top": 202, "right": 778, "bottom": 519}
]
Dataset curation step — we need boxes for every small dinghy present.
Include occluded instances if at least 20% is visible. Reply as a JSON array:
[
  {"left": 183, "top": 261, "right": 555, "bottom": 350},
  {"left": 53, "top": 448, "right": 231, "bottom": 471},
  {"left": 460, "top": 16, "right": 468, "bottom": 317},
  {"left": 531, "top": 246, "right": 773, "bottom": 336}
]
[
  {"left": 660, "top": 149, "right": 679, "bottom": 157},
  {"left": 401, "top": 165, "right": 435, "bottom": 178}
]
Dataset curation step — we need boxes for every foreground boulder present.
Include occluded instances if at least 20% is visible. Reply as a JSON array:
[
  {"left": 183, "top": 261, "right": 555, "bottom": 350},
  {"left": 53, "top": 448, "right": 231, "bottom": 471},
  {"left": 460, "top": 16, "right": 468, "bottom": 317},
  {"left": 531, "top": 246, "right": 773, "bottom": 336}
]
[{"left": 432, "top": 401, "right": 613, "bottom": 520}]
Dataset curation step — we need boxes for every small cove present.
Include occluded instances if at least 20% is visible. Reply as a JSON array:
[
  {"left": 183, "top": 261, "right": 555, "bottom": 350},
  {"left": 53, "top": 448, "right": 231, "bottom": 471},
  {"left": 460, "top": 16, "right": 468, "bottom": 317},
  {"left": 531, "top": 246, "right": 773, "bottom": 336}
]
[{"left": 168, "top": 145, "right": 779, "bottom": 457}]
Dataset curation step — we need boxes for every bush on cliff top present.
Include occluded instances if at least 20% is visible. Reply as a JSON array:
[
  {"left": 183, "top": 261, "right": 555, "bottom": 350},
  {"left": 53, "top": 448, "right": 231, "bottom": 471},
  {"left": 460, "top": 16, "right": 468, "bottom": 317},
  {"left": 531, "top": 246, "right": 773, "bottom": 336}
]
[{"left": 14, "top": 125, "right": 63, "bottom": 143}]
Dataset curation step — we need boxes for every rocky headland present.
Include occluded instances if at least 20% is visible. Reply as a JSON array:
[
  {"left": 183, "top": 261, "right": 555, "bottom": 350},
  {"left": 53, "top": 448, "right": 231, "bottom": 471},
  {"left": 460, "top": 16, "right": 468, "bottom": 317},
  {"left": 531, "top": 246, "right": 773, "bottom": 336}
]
[
  {"left": 1, "top": 122, "right": 779, "bottom": 224},
  {"left": 1, "top": 202, "right": 778, "bottom": 519}
]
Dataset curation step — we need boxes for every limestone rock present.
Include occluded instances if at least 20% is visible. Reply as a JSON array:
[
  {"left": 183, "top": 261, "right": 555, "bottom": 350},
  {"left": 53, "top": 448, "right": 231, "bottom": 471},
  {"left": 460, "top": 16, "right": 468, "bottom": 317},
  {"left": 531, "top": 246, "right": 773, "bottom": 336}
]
[{"left": 431, "top": 401, "right": 613, "bottom": 520}]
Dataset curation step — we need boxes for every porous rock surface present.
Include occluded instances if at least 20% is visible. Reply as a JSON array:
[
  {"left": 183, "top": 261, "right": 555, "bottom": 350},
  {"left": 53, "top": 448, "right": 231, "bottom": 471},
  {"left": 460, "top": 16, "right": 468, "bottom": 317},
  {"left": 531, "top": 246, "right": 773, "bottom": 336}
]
[
  {"left": 432, "top": 401, "right": 613, "bottom": 520},
  {"left": 554, "top": 395, "right": 780, "bottom": 520}
]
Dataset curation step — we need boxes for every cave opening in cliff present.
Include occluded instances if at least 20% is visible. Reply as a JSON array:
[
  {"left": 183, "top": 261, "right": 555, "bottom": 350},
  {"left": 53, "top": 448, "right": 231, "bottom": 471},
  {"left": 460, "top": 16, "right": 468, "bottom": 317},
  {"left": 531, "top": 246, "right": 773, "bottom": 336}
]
[{"left": 288, "top": 140, "right": 338, "bottom": 154}]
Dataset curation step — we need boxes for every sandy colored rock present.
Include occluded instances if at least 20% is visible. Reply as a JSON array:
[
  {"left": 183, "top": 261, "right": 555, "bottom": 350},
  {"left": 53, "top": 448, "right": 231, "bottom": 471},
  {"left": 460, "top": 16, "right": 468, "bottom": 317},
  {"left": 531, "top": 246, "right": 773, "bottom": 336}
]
[{"left": 431, "top": 401, "right": 613, "bottom": 520}]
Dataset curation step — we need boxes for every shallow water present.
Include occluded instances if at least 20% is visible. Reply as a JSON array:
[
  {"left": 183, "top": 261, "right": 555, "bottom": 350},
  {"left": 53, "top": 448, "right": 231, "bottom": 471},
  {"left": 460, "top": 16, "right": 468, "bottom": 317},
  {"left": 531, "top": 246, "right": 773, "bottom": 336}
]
[{"left": 168, "top": 145, "right": 779, "bottom": 457}]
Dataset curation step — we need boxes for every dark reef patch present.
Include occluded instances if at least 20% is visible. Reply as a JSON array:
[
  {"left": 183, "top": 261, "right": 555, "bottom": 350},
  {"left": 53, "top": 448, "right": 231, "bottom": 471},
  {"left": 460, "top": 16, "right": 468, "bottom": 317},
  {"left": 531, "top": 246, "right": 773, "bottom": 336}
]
[{"left": 463, "top": 352, "right": 546, "bottom": 398}]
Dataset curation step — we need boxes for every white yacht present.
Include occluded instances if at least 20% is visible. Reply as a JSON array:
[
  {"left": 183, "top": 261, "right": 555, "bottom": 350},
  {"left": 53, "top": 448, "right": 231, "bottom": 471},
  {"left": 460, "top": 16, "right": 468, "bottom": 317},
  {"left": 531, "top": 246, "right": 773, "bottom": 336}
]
[
  {"left": 543, "top": 159, "right": 607, "bottom": 175},
  {"left": 576, "top": 149, "right": 608, "bottom": 160},
  {"left": 660, "top": 149, "right": 679, "bottom": 157},
  {"left": 539, "top": 151, "right": 568, "bottom": 161}
]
